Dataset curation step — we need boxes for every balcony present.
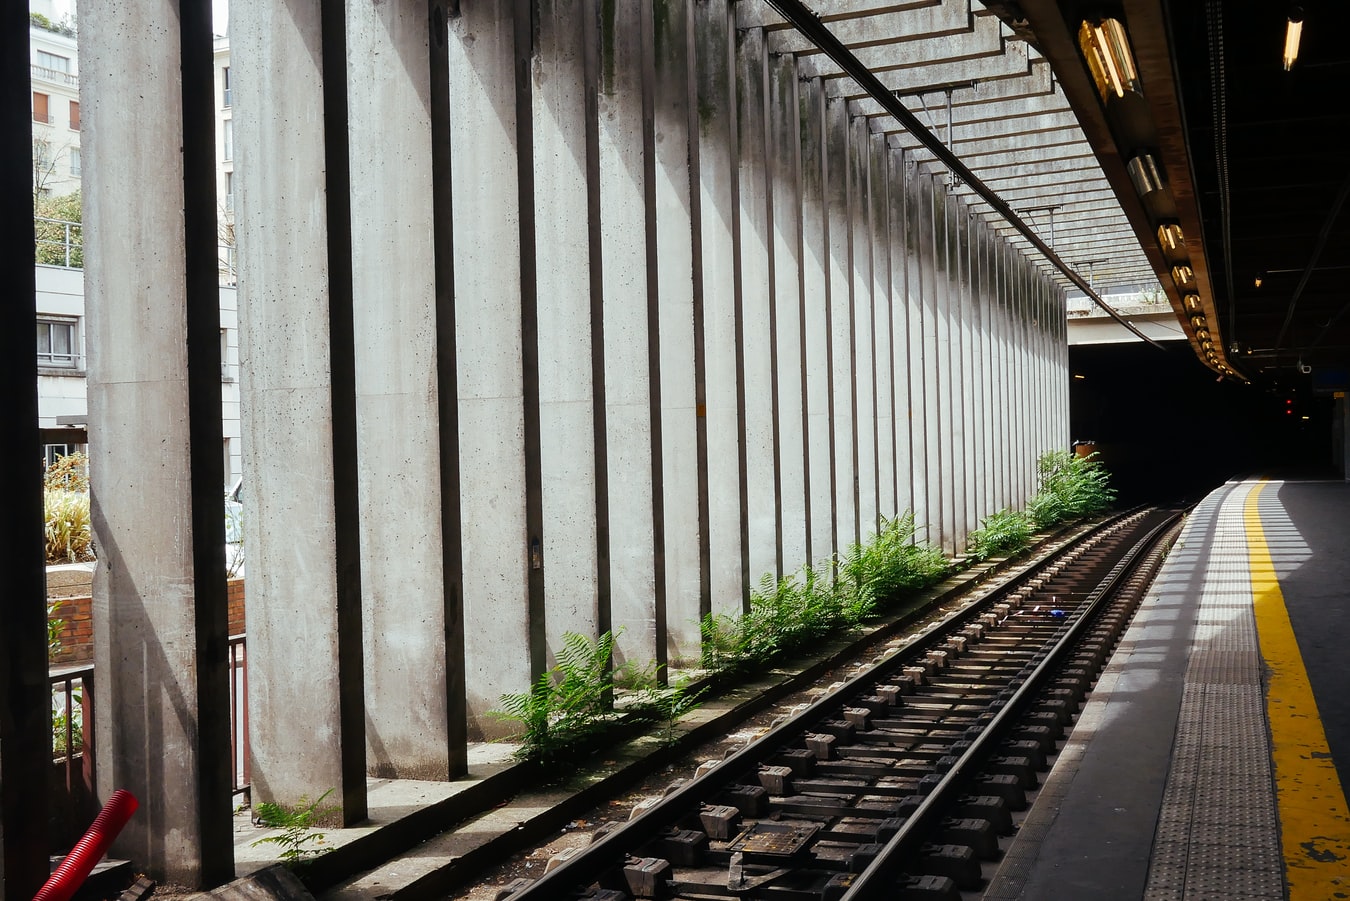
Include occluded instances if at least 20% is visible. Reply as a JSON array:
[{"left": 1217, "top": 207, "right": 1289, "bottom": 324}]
[{"left": 31, "top": 63, "right": 77, "bottom": 87}]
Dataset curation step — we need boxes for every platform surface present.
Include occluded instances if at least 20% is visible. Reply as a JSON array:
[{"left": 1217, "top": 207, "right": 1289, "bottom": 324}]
[{"left": 986, "top": 477, "right": 1350, "bottom": 900}]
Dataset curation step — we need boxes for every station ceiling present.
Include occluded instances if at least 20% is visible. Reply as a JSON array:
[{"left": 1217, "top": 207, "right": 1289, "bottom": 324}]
[{"left": 762, "top": 0, "right": 1350, "bottom": 385}]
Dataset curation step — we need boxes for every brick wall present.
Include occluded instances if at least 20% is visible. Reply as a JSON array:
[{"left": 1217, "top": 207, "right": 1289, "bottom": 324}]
[{"left": 48, "top": 578, "right": 245, "bottom": 667}]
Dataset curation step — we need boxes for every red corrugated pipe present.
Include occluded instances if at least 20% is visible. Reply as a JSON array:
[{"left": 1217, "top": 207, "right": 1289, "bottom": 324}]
[{"left": 33, "top": 789, "right": 138, "bottom": 901}]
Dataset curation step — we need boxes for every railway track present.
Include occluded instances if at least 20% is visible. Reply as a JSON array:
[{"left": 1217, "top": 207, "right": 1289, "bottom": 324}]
[{"left": 494, "top": 506, "right": 1184, "bottom": 901}]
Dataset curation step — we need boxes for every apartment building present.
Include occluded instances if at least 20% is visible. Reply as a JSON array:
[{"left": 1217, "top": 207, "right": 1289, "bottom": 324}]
[{"left": 32, "top": 10, "right": 243, "bottom": 486}]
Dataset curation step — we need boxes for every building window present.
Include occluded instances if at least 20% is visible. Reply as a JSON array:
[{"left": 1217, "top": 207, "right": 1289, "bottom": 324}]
[
  {"left": 69, "top": 147, "right": 80, "bottom": 176},
  {"left": 33, "top": 91, "right": 50, "bottom": 124},
  {"left": 36, "top": 51, "right": 70, "bottom": 73},
  {"left": 37, "top": 318, "right": 79, "bottom": 368},
  {"left": 224, "top": 170, "right": 234, "bottom": 211},
  {"left": 222, "top": 118, "right": 232, "bottom": 162},
  {"left": 222, "top": 66, "right": 231, "bottom": 108},
  {"left": 69, "top": 100, "right": 79, "bottom": 131}
]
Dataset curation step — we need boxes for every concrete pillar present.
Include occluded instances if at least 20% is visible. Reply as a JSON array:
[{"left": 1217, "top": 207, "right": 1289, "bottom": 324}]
[
  {"left": 871, "top": 131, "right": 896, "bottom": 524},
  {"left": 1, "top": 1, "right": 52, "bottom": 891},
  {"left": 850, "top": 115, "right": 878, "bottom": 539},
  {"left": 447, "top": 0, "right": 536, "bottom": 733},
  {"left": 693, "top": 0, "right": 747, "bottom": 614},
  {"left": 886, "top": 143, "right": 914, "bottom": 523},
  {"left": 1014, "top": 256, "right": 1032, "bottom": 504},
  {"left": 82, "top": 0, "right": 235, "bottom": 878},
  {"left": 984, "top": 236, "right": 998, "bottom": 514},
  {"left": 918, "top": 173, "right": 942, "bottom": 547},
  {"left": 534, "top": 0, "right": 601, "bottom": 646},
  {"left": 1002, "top": 244, "right": 1017, "bottom": 509},
  {"left": 935, "top": 190, "right": 957, "bottom": 552},
  {"left": 905, "top": 158, "right": 932, "bottom": 542},
  {"left": 768, "top": 54, "right": 809, "bottom": 571},
  {"left": 344, "top": 0, "right": 458, "bottom": 781},
  {"left": 825, "top": 96, "right": 857, "bottom": 553},
  {"left": 975, "top": 220, "right": 995, "bottom": 519},
  {"left": 652, "top": 0, "right": 704, "bottom": 662},
  {"left": 233, "top": 0, "right": 367, "bottom": 822},
  {"left": 596, "top": 0, "right": 661, "bottom": 667},
  {"left": 735, "top": 26, "right": 779, "bottom": 584},
  {"left": 800, "top": 78, "right": 835, "bottom": 566},
  {"left": 948, "top": 193, "right": 969, "bottom": 550},
  {"left": 965, "top": 209, "right": 983, "bottom": 536}
]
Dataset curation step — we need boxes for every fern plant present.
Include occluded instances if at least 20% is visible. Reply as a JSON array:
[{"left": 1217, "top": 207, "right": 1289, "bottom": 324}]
[
  {"left": 966, "top": 508, "right": 1034, "bottom": 562},
  {"left": 1027, "top": 450, "right": 1117, "bottom": 529},
  {"left": 252, "top": 789, "right": 334, "bottom": 867},
  {"left": 492, "top": 631, "right": 644, "bottom": 764}
]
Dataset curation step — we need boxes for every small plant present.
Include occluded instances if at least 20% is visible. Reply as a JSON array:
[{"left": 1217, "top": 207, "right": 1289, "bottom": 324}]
[
  {"left": 840, "top": 512, "right": 949, "bottom": 604},
  {"left": 1027, "top": 450, "right": 1117, "bottom": 529},
  {"left": 51, "top": 692, "right": 83, "bottom": 759},
  {"left": 44, "top": 489, "right": 93, "bottom": 564},
  {"left": 491, "top": 631, "right": 645, "bottom": 764},
  {"left": 966, "top": 509, "right": 1034, "bottom": 562},
  {"left": 252, "top": 789, "right": 335, "bottom": 867},
  {"left": 48, "top": 599, "right": 64, "bottom": 657},
  {"left": 623, "top": 674, "right": 707, "bottom": 748}
]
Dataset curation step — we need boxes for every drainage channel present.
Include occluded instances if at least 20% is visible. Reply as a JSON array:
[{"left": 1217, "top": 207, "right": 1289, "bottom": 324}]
[{"left": 491, "top": 507, "right": 1183, "bottom": 901}]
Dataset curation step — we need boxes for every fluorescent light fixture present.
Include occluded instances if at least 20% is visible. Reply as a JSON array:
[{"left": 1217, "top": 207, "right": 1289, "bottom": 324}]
[
  {"left": 1079, "top": 18, "right": 1141, "bottom": 101},
  {"left": 1183, "top": 294, "right": 1202, "bottom": 311},
  {"left": 1157, "top": 223, "right": 1185, "bottom": 253},
  {"left": 1285, "top": 9, "right": 1303, "bottom": 71},
  {"left": 1172, "top": 264, "right": 1195, "bottom": 288},
  {"left": 1127, "top": 153, "right": 1165, "bottom": 197}
]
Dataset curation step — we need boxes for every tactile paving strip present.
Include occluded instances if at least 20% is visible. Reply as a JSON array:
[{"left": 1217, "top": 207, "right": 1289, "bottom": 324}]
[
  {"left": 983, "top": 485, "right": 1287, "bottom": 901},
  {"left": 1142, "top": 482, "right": 1284, "bottom": 901}
]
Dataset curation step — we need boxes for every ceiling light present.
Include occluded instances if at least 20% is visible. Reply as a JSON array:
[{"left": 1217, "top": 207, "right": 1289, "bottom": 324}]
[
  {"left": 1172, "top": 264, "right": 1195, "bottom": 288},
  {"left": 1191, "top": 314, "right": 1207, "bottom": 330},
  {"left": 1254, "top": 272, "right": 1264, "bottom": 288},
  {"left": 1127, "top": 154, "right": 1165, "bottom": 197},
  {"left": 1201, "top": 340, "right": 1214, "bottom": 352},
  {"left": 1285, "top": 9, "right": 1303, "bottom": 71},
  {"left": 1078, "top": 18, "right": 1142, "bottom": 101},
  {"left": 1183, "top": 294, "right": 1202, "bottom": 311},
  {"left": 1196, "top": 328, "right": 1211, "bottom": 341},
  {"left": 1157, "top": 223, "right": 1185, "bottom": 253}
]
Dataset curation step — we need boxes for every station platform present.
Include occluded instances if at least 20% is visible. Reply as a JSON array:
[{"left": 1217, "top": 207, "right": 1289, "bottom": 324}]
[{"left": 986, "top": 477, "right": 1350, "bottom": 900}]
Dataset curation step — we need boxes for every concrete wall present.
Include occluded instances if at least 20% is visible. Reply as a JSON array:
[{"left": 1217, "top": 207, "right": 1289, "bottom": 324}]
[{"left": 74, "top": 0, "right": 1072, "bottom": 882}]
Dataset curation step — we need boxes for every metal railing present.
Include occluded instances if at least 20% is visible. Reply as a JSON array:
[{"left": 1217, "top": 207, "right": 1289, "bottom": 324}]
[
  {"left": 229, "top": 634, "right": 250, "bottom": 796},
  {"left": 35, "top": 215, "right": 82, "bottom": 268},
  {"left": 46, "top": 638, "right": 250, "bottom": 815},
  {"left": 50, "top": 666, "right": 92, "bottom": 795}
]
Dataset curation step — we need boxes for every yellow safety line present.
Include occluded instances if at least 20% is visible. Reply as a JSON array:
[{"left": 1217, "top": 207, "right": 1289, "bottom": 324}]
[{"left": 1245, "top": 480, "right": 1350, "bottom": 899}]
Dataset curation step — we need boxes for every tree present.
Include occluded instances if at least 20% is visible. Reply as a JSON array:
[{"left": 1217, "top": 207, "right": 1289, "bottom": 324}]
[{"left": 35, "top": 190, "right": 82, "bottom": 267}]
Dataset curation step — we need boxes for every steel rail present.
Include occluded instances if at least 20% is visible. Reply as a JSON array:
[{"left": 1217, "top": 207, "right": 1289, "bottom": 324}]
[
  {"left": 842, "top": 508, "right": 1182, "bottom": 898},
  {"left": 763, "top": 0, "right": 1167, "bottom": 350},
  {"left": 506, "top": 509, "right": 1152, "bottom": 899}
]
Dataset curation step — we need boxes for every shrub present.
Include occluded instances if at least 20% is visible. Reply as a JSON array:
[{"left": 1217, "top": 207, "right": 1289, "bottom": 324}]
[
  {"left": 45, "top": 489, "right": 93, "bottom": 564},
  {"left": 966, "top": 508, "right": 1034, "bottom": 562},
  {"left": 702, "top": 513, "right": 950, "bottom": 677},
  {"left": 840, "top": 512, "right": 949, "bottom": 604},
  {"left": 492, "top": 630, "right": 645, "bottom": 764},
  {"left": 1027, "top": 450, "right": 1117, "bottom": 529}
]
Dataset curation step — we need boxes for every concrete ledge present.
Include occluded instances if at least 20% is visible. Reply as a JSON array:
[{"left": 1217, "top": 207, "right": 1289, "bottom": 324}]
[
  {"left": 200, "top": 865, "right": 313, "bottom": 901},
  {"left": 306, "top": 521, "right": 1096, "bottom": 900}
]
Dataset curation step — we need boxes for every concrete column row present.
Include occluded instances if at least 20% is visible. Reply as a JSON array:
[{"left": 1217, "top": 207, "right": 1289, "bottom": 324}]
[{"left": 70, "top": 0, "right": 1071, "bottom": 886}]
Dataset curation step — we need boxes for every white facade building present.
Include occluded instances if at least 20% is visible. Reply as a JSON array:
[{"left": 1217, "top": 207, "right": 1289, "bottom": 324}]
[{"left": 32, "top": 15, "right": 242, "bottom": 486}]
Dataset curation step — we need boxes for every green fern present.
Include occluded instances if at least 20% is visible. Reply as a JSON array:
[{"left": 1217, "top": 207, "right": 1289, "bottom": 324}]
[{"left": 251, "top": 789, "right": 334, "bottom": 867}]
